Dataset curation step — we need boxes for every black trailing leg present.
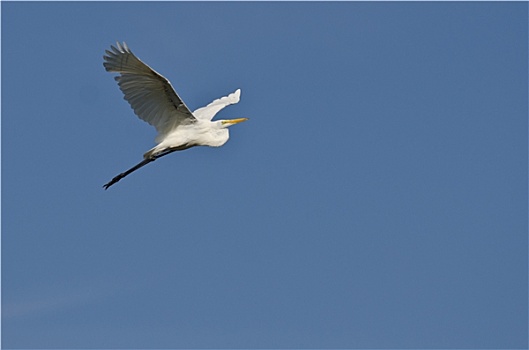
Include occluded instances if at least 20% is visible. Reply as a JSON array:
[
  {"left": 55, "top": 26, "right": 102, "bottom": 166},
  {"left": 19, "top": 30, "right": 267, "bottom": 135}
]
[{"left": 103, "top": 148, "right": 181, "bottom": 190}]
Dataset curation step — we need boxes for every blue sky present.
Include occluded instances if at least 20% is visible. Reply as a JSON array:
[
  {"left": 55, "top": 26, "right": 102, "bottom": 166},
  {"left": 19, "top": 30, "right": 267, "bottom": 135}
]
[{"left": 2, "top": 2, "right": 527, "bottom": 348}]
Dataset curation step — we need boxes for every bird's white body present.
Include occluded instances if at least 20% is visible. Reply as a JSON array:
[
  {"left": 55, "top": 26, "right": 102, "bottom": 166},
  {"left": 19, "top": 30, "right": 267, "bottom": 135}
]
[
  {"left": 102, "top": 42, "right": 247, "bottom": 189},
  {"left": 147, "top": 120, "right": 228, "bottom": 157},
  {"left": 145, "top": 88, "right": 243, "bottom": 158}
]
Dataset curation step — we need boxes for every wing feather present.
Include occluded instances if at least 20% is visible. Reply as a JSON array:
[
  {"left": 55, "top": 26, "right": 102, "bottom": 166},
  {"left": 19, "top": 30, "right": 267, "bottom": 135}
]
[
  {"left": 103, "top": 42, "right": 196, "bottom": 136},
  {"left": 193, "top": 89, "right": 241, "bottom": 121}
]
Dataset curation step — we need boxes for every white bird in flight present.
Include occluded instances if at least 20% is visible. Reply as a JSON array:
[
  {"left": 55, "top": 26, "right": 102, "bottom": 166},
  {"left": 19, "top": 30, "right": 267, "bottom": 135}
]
[{"left": 102, "top": 42, "right": 248, "bottom": 189}]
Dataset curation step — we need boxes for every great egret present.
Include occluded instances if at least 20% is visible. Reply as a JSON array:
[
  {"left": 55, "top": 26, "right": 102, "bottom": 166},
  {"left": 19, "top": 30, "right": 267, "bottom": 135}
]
[{"left": 102, "top": 42, "right": 247, "bottom": 190}]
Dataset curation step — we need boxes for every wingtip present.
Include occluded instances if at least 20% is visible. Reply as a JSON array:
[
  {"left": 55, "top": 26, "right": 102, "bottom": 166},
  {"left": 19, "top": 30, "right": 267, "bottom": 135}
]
[
  {"left": 110, "top": 41, "right": 130, "bottom": 54},
  {"left": 232, "top": 89, "right": 241, "bottom": 102}
]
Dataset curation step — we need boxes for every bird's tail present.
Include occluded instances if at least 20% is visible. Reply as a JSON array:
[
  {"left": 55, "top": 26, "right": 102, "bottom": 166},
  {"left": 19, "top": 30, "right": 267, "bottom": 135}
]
[{"left": 143, "top": 148, "right": 156, "bottom": 160}]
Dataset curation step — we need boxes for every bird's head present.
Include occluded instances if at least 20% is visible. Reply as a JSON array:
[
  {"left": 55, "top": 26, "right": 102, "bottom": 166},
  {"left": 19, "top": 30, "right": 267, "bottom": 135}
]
[{"left": 220, "top": 118, "right": 249, "bottom": 128}]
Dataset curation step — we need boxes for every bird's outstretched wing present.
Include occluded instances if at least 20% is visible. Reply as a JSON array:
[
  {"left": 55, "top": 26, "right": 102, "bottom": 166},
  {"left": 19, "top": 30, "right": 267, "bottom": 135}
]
[
  {"left": 103, "top": 42, "right": 196, "bottom": 138},
  {"left": 193, "top": 89, "right": 241, "bottom": 121}
]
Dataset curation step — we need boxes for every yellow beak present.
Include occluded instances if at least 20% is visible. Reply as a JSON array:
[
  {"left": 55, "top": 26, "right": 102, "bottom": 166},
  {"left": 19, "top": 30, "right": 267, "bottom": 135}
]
[{"left": 222, "top": 118, "right": 249, "bottom": 125}]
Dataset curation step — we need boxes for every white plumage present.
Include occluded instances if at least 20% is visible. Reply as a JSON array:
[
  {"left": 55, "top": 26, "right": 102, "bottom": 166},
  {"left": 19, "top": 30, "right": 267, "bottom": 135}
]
[{"left": 103, "top": 42, "right": 247, "bottom": 189}]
